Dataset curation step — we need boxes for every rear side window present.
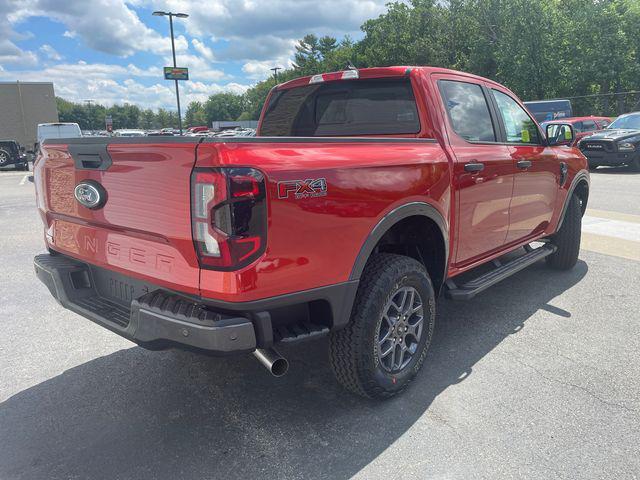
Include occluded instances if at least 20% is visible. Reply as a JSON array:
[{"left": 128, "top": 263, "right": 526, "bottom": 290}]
[
  {"left": 439, "top": 80, "right": 496, "bottom": 142},
  {"left": 260, "top": 78, "right": 420, "bottom": 136}
]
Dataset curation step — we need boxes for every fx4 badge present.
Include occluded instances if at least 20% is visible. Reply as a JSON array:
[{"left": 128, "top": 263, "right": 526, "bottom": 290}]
[{"left": 278, "top": 178, "right": 327, "bottom": 199}]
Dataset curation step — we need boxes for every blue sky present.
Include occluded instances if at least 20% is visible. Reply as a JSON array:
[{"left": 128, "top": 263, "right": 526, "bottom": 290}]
[{"left": 0, "top": 0, "right": 395, "bottom": 110}]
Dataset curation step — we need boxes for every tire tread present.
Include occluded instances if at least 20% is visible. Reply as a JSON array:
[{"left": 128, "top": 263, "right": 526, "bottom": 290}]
[{"left": 547, "top": 194, "right": 581, "bottom": 270}]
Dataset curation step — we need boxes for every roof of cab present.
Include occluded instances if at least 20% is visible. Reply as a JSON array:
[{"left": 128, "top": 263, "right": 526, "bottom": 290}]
[{"left": 275, "top": 66, "right": 503, "bottom": 90}]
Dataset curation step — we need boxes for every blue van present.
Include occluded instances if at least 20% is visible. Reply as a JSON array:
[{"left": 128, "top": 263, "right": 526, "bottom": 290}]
[{"left": 524, "top": 100, "right": 572, "bottom": 123}]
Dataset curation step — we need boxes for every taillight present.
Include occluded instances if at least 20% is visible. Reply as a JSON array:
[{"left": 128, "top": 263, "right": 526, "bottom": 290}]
[{"left": 191, "top": 167, "right": 267, "bottom": 270}]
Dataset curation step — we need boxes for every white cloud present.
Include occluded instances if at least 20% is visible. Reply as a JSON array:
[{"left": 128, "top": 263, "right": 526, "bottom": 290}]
[
  {"left": 0, "top": 40, "right": 38, "bottom": 66},
  {"left": 242, "top": 56, "right": 293, "bottom": 81},
  {"left": 0, "top": 0, "right": 404, "bottom": 109},
  {"left": 125, "top": 0, "right": 394, "bottom": 60},
  {"left": 7, "top": 0, "right": 187, "bottom": 57},
  {"left": 191, "top": 38, "right": 215, "bottom": 61},
  {"left": 0, "top": 0, "right": 38, "bottom": 66},
  {"left": 0, "top": 60, "right": 250, "bottom": 110},
  {"left": 39, "top": 44, "right": 62, "bottom": 61}
]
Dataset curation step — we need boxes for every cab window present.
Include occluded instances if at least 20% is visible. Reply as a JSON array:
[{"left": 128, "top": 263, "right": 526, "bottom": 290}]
[
  {"left": 492, "top": 90, "right": 541, "bottom": 144},
  {"left": 582, "top": 120, "right": 597, "bottom": 132},
  {"left": 439, "top": 80, "right": 496, "bottom": 142},
  {"left": 260, "top": 78, "right": 421, "bottom": 136}
]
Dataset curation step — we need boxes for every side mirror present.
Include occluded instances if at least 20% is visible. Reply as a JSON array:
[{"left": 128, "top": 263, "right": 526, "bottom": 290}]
[{"left": 546, "top": 123, "right": 574, "bottom": 146}]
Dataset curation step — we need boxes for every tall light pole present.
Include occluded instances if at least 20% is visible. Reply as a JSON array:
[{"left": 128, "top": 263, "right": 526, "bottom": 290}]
[
  {"left": 270, "top": 66, "right": 282, "bottom": 83},
  {"left": 84, "top": 99, "right": 95, "bottom": 130},
  {"left": 153, "top": 10, "right": 189, "bottom": 135}
]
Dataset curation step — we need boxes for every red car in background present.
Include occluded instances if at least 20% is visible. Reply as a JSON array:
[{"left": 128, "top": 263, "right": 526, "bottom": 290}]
[
  {"left": 186, "top": 126, "right": 209, "bottom": 134},
  {"left": 542, "top": 116, "right": 611, "bottom": 146}
]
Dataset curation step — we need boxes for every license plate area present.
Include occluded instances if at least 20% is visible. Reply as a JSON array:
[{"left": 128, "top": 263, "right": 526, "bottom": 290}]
[{"left": 88, "top": 265, "right": 157, "bottom": 307}]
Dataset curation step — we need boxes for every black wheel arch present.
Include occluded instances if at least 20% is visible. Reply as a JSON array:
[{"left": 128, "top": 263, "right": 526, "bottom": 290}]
[
  {"left": 349, "top": 202, "right": 449, "bottom": 294},
  {"left": 556, "top": 170, "right": 589, "bottom": 232}
]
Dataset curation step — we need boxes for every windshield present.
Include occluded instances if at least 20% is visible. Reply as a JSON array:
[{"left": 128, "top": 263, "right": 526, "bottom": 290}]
[{"left": 607, "top": 114, "right": 640, "bottom": 130}]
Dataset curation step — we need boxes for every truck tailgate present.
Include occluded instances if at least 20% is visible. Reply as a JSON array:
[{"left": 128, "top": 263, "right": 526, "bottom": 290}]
[{"left": 33, "top": 139, "right": 201, "bottom": 295}]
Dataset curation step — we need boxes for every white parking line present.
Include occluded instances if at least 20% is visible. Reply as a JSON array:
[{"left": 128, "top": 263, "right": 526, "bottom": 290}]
[
  {"left": 582, "top": 215, "right": 640, "bottom": 243},
  {"left": 19, "top": 174, "right": 30, "bottom": 185},
  {"left": 0, "top": 170, "right": 31, "bottom": 177}
]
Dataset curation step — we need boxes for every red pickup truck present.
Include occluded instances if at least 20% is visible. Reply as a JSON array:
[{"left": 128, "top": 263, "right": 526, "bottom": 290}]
[{"left": 33, "top": 66, "right": 589, "bottom": 398}]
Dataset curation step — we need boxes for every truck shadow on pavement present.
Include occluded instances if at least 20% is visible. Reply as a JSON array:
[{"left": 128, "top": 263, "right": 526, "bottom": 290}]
[{"left": 0, "top": 260, "right": 587, "bottom": 480}]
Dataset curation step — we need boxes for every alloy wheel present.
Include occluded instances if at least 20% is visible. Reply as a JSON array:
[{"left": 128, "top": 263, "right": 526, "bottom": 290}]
[{"left": 376, "top": 286, "right": 424, "bottom": 373}]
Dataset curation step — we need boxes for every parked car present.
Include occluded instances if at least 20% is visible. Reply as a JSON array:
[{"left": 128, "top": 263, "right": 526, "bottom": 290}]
[
  {"left": 33, "top": 66, "right": 588, "bottom": 398},
  {"left": 578, "top": 111, "right": 640, "bottom": 171},
  {"left": 37, "top": 122, "right": 82, "bottom": 148},
  {"left": 542, "top": 116, "right": 611, "bottom": 146},
  {"left": 524, "top": 99, "right": 573, "bottom": 122},
  {"left": 0, "top": 140, "right": 29, "bottom": 170},
  {"left": 113, "top": 129, "right": 146, "bottom": 137},
  {"left": 186, "top": 126, "right": 209, "bottom": 134},
  {"left": 214, "top": 129, "right": 241, "bottom": 137},
  {"left": 147, "top": 130, "right": 175, "bottom": 136}
]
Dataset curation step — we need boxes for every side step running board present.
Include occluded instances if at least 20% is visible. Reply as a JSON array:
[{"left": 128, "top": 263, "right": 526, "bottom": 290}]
[{"left": 446, "top": 244, "right": 557, "bottom": 301}]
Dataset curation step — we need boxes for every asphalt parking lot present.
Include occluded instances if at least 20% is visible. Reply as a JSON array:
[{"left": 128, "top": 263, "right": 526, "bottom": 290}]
[{"left": 1, "top": 167, "right": 639, "bottom": 480}]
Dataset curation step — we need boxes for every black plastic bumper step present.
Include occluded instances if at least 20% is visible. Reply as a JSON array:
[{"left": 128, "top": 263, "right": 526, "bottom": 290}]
[
  {"left": 273, "top": 322, "right": 329, "bottom": 343},
  {"left": 75, "top": 296, "right": 131, "bottom": 328},
  {"left": 446, "top": 244, "right": 557, "bottom": 301}
]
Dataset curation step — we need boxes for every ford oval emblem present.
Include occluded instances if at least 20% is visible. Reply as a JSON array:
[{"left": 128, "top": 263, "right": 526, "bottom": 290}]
[{"left": 74, "top": 181, "right": 107, "bottom": 209}]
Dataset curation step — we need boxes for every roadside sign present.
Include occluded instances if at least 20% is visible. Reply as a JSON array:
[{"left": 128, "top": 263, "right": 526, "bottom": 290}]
[
  {"left": 164, "top": 67, "right": 189, "bottom": 81},
  {"left": 105, "top": 115, "right": 113, "bottom": 132}
]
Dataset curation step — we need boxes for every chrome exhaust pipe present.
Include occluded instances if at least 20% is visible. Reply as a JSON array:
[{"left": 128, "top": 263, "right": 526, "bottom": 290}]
[{"left": 253, "top": 348, "right": 289, "bottom": 377}]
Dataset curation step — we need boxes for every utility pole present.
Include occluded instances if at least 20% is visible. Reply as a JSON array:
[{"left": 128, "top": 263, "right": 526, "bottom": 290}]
[
  {"left": 84, "top": 100, "right": 95, "bottom": 130},
  {"left": 153, "top": 10, "right": 189, "bottom": 135},
  {"left": 270, "top": 67, "right": 282, "bottom": 83}
]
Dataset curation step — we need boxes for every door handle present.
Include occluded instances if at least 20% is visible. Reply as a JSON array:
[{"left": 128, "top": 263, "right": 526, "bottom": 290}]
[
  {"left": 464, "top": 162, "right": 485, "bottom": 172},
  {"left": 516, "top": 160, "right": 532, "bottom": 169}
]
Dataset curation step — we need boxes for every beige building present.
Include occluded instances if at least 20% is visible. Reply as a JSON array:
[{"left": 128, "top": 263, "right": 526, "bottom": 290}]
[{"left": 0, "top": 82, "right": 58, "bottom": 151}]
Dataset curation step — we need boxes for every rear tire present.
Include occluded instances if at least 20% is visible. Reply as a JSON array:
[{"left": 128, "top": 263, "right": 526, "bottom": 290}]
[
  {"left": 0, "top": 148, "right": 10, "bottom": 167},
  {"left": 329, "top": 254, "right": 436, "bottom": 399},
  {"left": 546, "top": 194, "right": 581, "bottom": 270}
]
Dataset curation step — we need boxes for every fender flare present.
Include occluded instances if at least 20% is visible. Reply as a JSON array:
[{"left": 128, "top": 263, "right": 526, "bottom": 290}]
[
  {"left": 556, "top": 170, "right": 589, "bottom": 231},
  {"left": 349, "top": 202, "right": 449, "bottom": 283}
]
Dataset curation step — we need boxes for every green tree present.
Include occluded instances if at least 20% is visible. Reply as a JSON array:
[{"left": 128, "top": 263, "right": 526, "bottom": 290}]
[
  {"left": 203, "top": 93, "right": 245, "bottom": 123},
  {"left": 155, "top": 108, "right": 174, "bottom": 128},
  {"left": 184, "top": 101, "right": 208, "bottom": 127},
  {"left": 138, "top": 109, "right": 156, "bottom": 130},
  {"left": 293, "top": 34, "right": 322, "bottom": 73}
]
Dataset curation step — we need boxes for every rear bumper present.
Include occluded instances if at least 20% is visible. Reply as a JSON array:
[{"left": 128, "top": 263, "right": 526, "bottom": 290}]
[
  {"left": 34, "top": 253, "right": 358, "bottom": 354},
  {"left": 581, "top": 149, "right": 638, "bottom": 166},
  {"left": 34, "top": 253, "right": 257, "bottom": 355}
]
